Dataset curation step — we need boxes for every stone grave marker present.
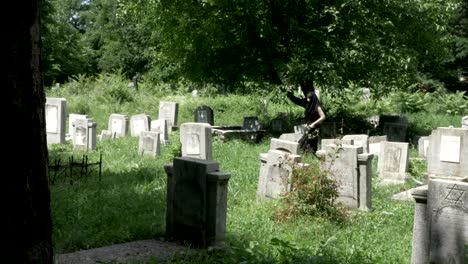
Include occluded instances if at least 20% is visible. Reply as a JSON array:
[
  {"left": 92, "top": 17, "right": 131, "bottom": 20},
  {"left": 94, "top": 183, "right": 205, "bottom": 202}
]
[
  {"left": 164, "top": 157, "right": 230, "bottom": 248},
  {"left": 427, "top": 127, "right": 468, "bottom": 180},
  {"left": 242, "top": 116, "right": 263, "bottom": 131},
  {"left": 159, "top": 101, "right": 178, "bottom": 133},
  {"left": 138, "top": 131, "right": 160, "bottom": 157},
  {"left": 368, "top": 135, "right": 387, "bottom": 156},
  {"left": 108, "top": 114, "right": 129, "bottom": 138},
  {"left": 180, "top": 123, "right": 212, "bottom": 160},
  {"left": 279, "top": 133, "right": 304, "bottom": 143},
  {"left": 342, "top": 134, "right": 370, "bottom": 153},
  {"left": 383, "top": 122, "right": 408, "bottom": 142},
  {"left": 130, "top": 114, "right": 151, "bottom": 137},
  {"left": 194, "top": 105, "right": 214, "bottom": 125},
  {"left": 46, "top": 97, "right": 67, "bottom": 144},
  {"left": 377, "top": 141, "right": 409, "bottom": 184},
  {"left": 99, "top": 130, "right": 115, "bottom": 141},
  {"left": 151, "top": 119, "right": 169, "bottom": 145},
  {"left": 320, "top": 138, "right": 353, "bottom": 150},
  {"left": 417, "top": 136, "right": 430, "bottom": 159},
  {"left": 72, "top": 118, "right": 97, "bottom": 151},
  {"left": 68, "top": 114, "right": 88, "bottom": 142}
]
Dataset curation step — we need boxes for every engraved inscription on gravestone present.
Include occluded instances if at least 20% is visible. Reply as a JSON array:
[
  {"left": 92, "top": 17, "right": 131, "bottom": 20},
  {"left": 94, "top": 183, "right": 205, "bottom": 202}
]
[
  {"left": 46, "top": 104, "right": 58, "bottom": 133},
  {"left": 383, "top": 146, "right": 401, "bottom": 173},
  {"left": 439, "top": 135, "right": 461, "bottom": 163},
  {"left": 187, "top": 132, "right": 201, "bottom": 155}
]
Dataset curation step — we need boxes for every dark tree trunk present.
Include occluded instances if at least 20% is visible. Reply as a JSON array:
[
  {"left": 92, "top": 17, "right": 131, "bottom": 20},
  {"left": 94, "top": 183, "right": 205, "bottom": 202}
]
[{"left": 5, "top": 0, "right": 54, "bottom": 263}]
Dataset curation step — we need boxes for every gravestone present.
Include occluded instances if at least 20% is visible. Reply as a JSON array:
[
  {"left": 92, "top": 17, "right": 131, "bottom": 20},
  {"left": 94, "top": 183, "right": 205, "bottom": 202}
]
[
  {"left": 108, "top": 114, "right": 129, "bottom": 138},
  {"left": 270, "top": 112, "right": 290, "bottom": 134},
  {"left": 384, "top": 122, "right": 408, "bottom": 142},
  {"left": 342, "top": 134, "right": 370, "bottom": 153},
  {"left": 72, "top": 118, "right": 97, "bottom": 151},
  {"left": 417, "top": 136, "right": 430, "bottom": 159},
  {"left": 151, "top": 119, "right": 169, "bottom": 145},
  {"left": 316, "top": 144, "right": 374, "bottom": 210},
  {"left": 99, "top": 130, "right": 115, "bottom": 141},
  {"left": 320, "top": 138, "right": 354, "bottom": 150},
  {"left": 368, "top": 135, "right": 387, "bottom": 156},
  {"left": 462, "top": 116, "right": 468, "bottom": 129},
  {"left": 377, "top": 141, "right": 409, "bottom": 184},
  {"left": 411, "top": 179, "right": 468, "bottom": 264},
  {"left": 279, "top": 133, "right": 304, "bottom": 143},
  {"left": 164, "top": 157, "right": 230, "bottom": 248},
  {"left": 180, "top": 123, "right": 212, "bottom": 160},
  {"left": 426, "top": 127, "right": 468, "bottom": 180},
  {"left": 194, "top": 105, "right": 214, "bottom": 125},
  {"left": 269, "top": 138, "right": 301, "bottom": 155},
  {"left": 159, "top": 101, "right": 178, "bottom": 133},
  {"left": 46, "top": 97, "right": 67, "bottom": 144},
  {"left": 138, "top": 131, "right": 160, "bottom": 157},
  {"left": 242, "top": 116, "right": 263, "bottom": 131},
  {"left": 68, "top": 114, "right": 88, "bottom": 142},
  {"left": 130, "top": 114, "right": 151, "bottom": 137}
]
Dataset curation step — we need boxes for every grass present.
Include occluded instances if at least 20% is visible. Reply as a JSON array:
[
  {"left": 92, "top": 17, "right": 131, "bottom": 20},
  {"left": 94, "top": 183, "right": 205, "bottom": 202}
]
[{"left": 47, "top": 76, "right": 465, "bottom": 263}]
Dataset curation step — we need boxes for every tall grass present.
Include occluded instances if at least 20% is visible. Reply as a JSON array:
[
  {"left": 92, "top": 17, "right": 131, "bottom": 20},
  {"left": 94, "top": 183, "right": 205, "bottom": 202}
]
[{"left": 47, "top": 75, "right": 466, "bottom": 263}]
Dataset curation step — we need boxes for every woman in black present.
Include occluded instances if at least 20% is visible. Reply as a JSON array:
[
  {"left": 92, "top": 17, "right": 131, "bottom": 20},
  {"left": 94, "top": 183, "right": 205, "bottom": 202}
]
[{"left": 287, "top": 89, "right": 326, "bottom": 153}]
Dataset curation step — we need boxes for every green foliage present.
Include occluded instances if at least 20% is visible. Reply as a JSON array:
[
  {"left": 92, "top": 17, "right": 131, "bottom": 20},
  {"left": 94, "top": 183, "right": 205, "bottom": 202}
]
[{"left": 276, "top": 161, "right": 345, "bottom": 223}]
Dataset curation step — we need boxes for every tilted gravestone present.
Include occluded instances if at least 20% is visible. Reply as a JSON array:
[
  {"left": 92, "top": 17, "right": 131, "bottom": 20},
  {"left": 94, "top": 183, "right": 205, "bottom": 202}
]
[
  {"left": 108, "top": 114, "right": 129, "bottom": 138},
  {"left": 130, "top": 114, "right": 151, "bottom": 137},
  {"left": 138, "top": 131, "right": 160, "bottom": 157},
  {"left": 164, "top": 157, "right": 230, "bottom": 248},
  {"left": 46, "top": 97, "right": 67, "bottom": 144},
  {"left": 180, "top": 123, "right": 212, "bottom": 160},
  {"left": 151, "top": 119, "right": 169, "bottom": 145},
  {"left": 194, "top": 105, "right": 214, "bottom": 126},
  {"left": 72, "top": 118, "right": 97, "bottom": 151},
  {"left": 411, "top": 179, "right": 468, "bottom": 264}
]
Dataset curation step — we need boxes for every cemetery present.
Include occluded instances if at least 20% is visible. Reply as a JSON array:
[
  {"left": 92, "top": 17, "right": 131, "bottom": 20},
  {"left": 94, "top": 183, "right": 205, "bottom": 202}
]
[{"left": 45, "top": 80, "right": 468, "bottom": 263}]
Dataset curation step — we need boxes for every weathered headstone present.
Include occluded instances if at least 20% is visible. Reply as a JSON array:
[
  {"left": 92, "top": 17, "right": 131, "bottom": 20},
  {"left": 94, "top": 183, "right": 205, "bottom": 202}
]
[
  {"left": 159, "top": 101, "right": 178, "bottom": 133},
  {"left": 46, "top": 97, "right": 67, "bottom": 144},
  {"left": 427, "top": 127, "right": 468, "bottom": 180},
  {"left": 164, "top": 157, "right": 230, "bottom": 248},
  {"left": 411, "top": 179, "right": 468, "bottom": 264},
  {"left": 99, "top": 130, "right": 115, "bottom": 141},
  {"left": 279, "top": 133, "right": 304, "bottom": 143},
  {"left": 194, "top": 105, "right": 214, "bottom": 125},
  {"left": 418, "top": 136, "right": 430, "bottom": 159},
  {"left": 108, "top": 114, "right": 129, "bottom": 138},
  {"left": 138, "top": 131, "right": 160, "bottom": 157},
  {"left": 384, "top": 122, "right": 408, "bottom": 142},
  {"left": 320, "top": 138, "right": 354, "bottom": 150},
  {"left": 68, "top": 113, "right": 88, "bottom": 141},
  {"left": 270, "top": 112, "right": 290, "bottom": 134},
  {"left": 180, "top": 123, "right": 212, "bottom": 160},
  {"left": 342, "top": 134, "right": 370, "bottom": 153},
  {"left": 72, "top": 118, "right": 97, "bottom": 151},
  {"left": 368, "top": 135, "right": 387, "bottom": 156},
  {"left": 151, "top": 119, "right": 169, "bottom": 145},
  {"left": 269, "top": 138, "right": 301, "bottom": 155},
  {"left": 377, "top": 141, "right": 409, "bottom": 184},
  {"left": 242, "top": 116, "right": 263, "bottom": 131},
  {"left": 130, "top": 114, "right": 151, "bottom": 137}
]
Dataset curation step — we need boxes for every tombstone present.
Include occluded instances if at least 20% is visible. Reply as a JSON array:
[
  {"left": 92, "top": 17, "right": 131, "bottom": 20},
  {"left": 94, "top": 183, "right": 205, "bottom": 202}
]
[
  {"left": 99, "top": 130, "right": 115, "bottom": 141},
  {"left": 138, "top": 131, "right": 160, "bottom": 157},
  {"left": 194, "top": 105, "right": 214, "bottom": 125},
  {"left": 426, "top": 127, "right": 468, "bottom": 180},
  {"left": 319, "top": 122, "right": 336, "bottom": 139},
  {"left": 279, "top": 133, "right": 304, "bottom": 143},
  {"left": 270, "top": 112, "right": 290, "bottom": 134},
  {"left": 462, "top": 116, "right": 468, "bottom": 129},
  {"left": 316, "top": 144, "right": 373, "bottom": 210},
  {"left": 257, "top": 149, "right": 302, "bottom": 200},
  {"left": 159, "top": 101, "right": 179, "bottom": 133},
  {"left": 320, "top": 138, "right": 354, "bottom": 151},
  {"left": 342, "top": 134, "right": 370, "bottom": 153},
  {"left": 368, "top": 135, "right": 387, "bottom": 156},
  {"left": 72, "top": 118, "right": 97, "bottom": 151},
  {"left": 417, "top": 136, "right": 430, "bottom": 159},
  {"left": 383, "top": 122, "right": 408, "bottom": 142},
  {"left": 411, "top": 179, "right": 468, "bottom": 264},
  {"left": 108, "top": 114, "right": 129, "bottom": 138},
  {"left": 68, "top": 113, "right": 88, "bottom": 141},
  {"left": 269, "top": 138, "right": 301, "bottom": 155},
  {"left": 45, "top": 97, "right": 67, "bottom": 144},
  {"left": 377, "top": 141, "right": 409, "bottom": 184},
  {"left": 151, "top": 119, "right": 169, "bottom": 145},
  {"left": 180, "top": 123, "right": 212, "bottom": 160},
  {"left": 164, "top": 157, "right": 230, "bottom": 248},
  {"left": 130, "top": 114, "right": 151, "bottom": 137}
]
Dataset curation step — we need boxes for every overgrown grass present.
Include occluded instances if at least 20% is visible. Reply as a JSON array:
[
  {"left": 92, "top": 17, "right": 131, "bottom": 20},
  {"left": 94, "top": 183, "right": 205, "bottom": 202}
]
[{"left": 47, "top": 75, "right": 466, "bottom": 263}]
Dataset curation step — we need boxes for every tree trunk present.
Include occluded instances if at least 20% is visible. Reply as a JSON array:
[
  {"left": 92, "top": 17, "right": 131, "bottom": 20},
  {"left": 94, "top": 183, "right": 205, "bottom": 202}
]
[{"left": 5, "top": 0, "right": 54, "bottom": 263}]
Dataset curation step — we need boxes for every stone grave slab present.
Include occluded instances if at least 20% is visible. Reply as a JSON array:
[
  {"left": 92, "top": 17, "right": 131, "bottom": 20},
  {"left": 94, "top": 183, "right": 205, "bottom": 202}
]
[
  {"left": 130, "top": 114, "right": 151, "bottom": 137},
  {"left": 194, "top": 105, "right": 214, "bottom": 125},
  {"left": 108, "top": 114, "right": 129, "bottom": 138},
  {"left": 180, "top": 123, "right": 212, "bottom": 160},
  {"left": 368, "top": 135, "right": 387, "bottom": 156},
  {"left": 46, "top": 97, "right": 67, "bottom": 144},
  {"left": 72, "top": 118, "right": 97, "bottom": 151},
  {"left": 151, "top": 119, "right": 169, "bottom": 145},
  {"left": 377, "top": 141, "right": 409, "bottom": 184},
  {"left": 342, "top": 134, "right": 369, "bottom": 153},
  {"left": 139, "top": 131, "right": 160, "bottom": 157},
  {"left": 159, "top": 101, "right": 178, "bottom": 133}
]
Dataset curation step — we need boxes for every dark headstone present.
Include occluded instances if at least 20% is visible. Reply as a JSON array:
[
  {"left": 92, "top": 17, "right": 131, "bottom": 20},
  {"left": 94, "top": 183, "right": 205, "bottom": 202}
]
[{"left": 194, "top": 105, "right": 214, "bottom": 125}]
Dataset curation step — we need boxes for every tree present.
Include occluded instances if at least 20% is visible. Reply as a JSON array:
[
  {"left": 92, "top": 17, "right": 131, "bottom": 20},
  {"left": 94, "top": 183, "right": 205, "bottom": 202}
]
[{"left": 6, "top": 0, "right": 54, "bottom": 262}]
